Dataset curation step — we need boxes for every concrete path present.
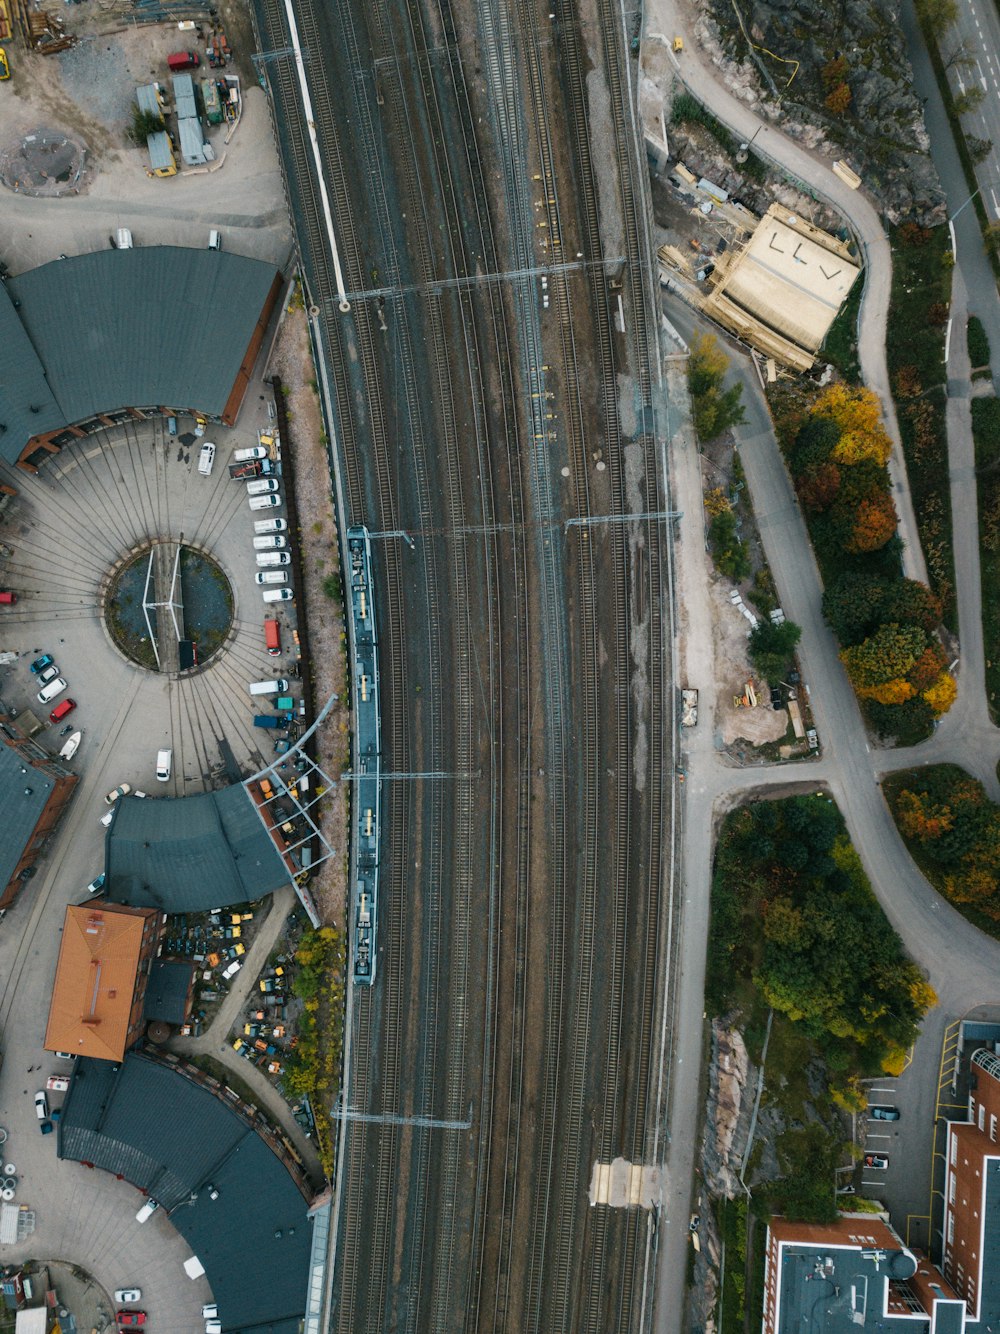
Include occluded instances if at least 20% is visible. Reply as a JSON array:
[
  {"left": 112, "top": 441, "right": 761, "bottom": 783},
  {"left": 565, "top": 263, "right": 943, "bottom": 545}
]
[
  {"left": 655, "top": 290, "right": 1000, "bottom": 1332},
  {"left": 638, "top": 0, "right": 929, "bottom": 585},
  {"left": 165, "top": 883, "right": 325, "bottom": 1183}
]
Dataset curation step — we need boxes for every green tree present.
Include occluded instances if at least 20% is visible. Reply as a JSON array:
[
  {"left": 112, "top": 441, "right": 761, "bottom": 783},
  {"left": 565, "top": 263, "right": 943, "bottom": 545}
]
[
  {"left": 968, "top": 136, "right": 994, "bottom": 164},
  {"left": 128, "top": 106, "right": 164, "bottom": 144},
  {"left": 915, "top": 0, "right": 958, "bottom": 30},
  {"left": 687, "top": 333, "right": 747, "bottom": 442},
  {"left": 708, "top": 507, "right": 749, "bottom": 579},
  {"left": 791, "top": 416, "right": 842, "bottom": 475},
  {"left": 953, "top": 86, "right": 985, "bottom": 116},
  {"left": 841, "top": 622, "right": 926, "bottom": 687},
  {"left": 748, "top": 619, "right": 802, "bottom": 682}
]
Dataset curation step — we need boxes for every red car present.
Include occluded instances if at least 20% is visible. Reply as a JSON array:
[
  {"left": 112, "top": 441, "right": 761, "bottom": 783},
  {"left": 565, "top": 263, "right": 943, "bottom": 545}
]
[
  {"left": 117, "top": 1315, "right": 147, "bottom": 1329},
  {"left": 50, "top": 698, "right": 76, "bottom": 724},
  {"left": 0, "top": 590, "right": 16, "bottom": 604}
]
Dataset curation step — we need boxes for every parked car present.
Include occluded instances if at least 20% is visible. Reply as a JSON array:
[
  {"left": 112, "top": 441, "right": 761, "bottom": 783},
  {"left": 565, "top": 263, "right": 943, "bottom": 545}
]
[
  {"left": 86, "top": 872, "right": 106, "bottom": 896},
  {"left": 46, "top": 1075, "right": 69, "bottom": 1092},
  {"left": 256, "top": 551, "right": 291, "bottom": 568},
  {"left": 0, "top": 591, "right": 17, "bottom": 605},
  {"left": 246, "top": 477, "right": 279, "bottom": 496},
  {"left": 37, "top": 663, "right": 60, "bottom": 685},
  {"left": 50, "top": 698, "right": 76, "bottom": 724},
  {"left": 39, "top": 1120, "right": 53, "bottom": 1135},
  {"left": 134, "top": 1199, "right": 159, "bottom": 1223},
  {"left": 262, "top": 587, "right": 293, "bottom": 602},
  {"left": 870, "top": 1106, "right": 900, "bottom": 1121},
  {"left": 770, "top": 685, "right": 783, "bottom": 710},
  {"left": 253, "top": 535, "right": 287, "bottom": 550},
  {"left": 156, "top": 749, "right": 172, "bottom": 782},
  {"left": 254, "top": 517, "right": 287, "bottom": 534},
  {"left": 0, "top": 46, "right": 9, "bottom": 81},
  {"left": 116, "top": 1313, "right": 147, "bottom": 1327},
  {"left": 37, "top": 677, "right": 67, "bottom": 704},
  {"left": 234, "top": 445, "right": 268, "bottom": 461},
  {"left": 863, "top": 1153, "right": 889, "bottom": 1170},
  {"left": 30, "top": 654, "right": 54, "bottom": 675},
  {"left": 105, "top": 783, "right": 132, "bottom": 805},
  {"left": 54, "top": 1051, "right": 75, "bottom": 1060},
  {"left": 34, "top": 1091, "right": 49, "bottom": 1119},
  {"left": 248, "top": 494, "right": 281, "bottom": 511},
  {"left": 255, "top": 571, "right": 288, "bottom": 585},
  {"left": 114, "top": 1289, "right": 141, "bottom": 1304},
  {"left": 198, "top": 442, "right": 216, "bottom": 476}
]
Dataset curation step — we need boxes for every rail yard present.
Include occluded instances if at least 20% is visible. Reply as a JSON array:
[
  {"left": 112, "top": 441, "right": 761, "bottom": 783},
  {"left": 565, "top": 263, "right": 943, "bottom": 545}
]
[{"left": 249, "top": 0, "right": 677, "bottom": 1325}]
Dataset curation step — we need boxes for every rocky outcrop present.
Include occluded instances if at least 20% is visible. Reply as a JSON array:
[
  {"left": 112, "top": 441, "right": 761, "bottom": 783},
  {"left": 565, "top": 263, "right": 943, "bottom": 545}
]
[
  {"left": 693, "top": 0, "right": 945, "bottom": 224},
  {"left": 702, "top": 1018, "right": 755, "bottom": 1197}
]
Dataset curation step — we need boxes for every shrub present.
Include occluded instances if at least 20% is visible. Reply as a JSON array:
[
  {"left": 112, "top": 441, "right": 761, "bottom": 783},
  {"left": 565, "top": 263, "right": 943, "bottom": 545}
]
[
  {"left": 748, "top": 619, "right": 802, "bottom": 682},
  {"left": 709, "top": 508, "right": 750, "bottom": 580},
  {"left": 688, "top": 333, "right": 746, "bottom": 442}
]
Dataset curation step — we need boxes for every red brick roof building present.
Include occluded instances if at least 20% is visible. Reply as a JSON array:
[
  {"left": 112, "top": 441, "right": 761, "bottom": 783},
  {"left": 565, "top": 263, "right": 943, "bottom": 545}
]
[
  {"left": 942, "top": 1047, "right": 1000, "bottom": 1322},
  {"left": 762, "top": 1215, "right": 964, "bottom": 1334}
]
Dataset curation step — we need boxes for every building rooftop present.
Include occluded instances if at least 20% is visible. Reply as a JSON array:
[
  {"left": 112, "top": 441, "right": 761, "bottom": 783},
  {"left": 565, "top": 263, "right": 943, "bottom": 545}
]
[
  {"left": 105, "top": 785, "right": 289, "bottom": 912},
  {"left": 43, "top": 903, "right": 156, "bottom": 1061},
  {"left": 1, "top": 247, "right": 281, "bottom": 463},
  {"left": 59, "top": 1050, "right": 312, "bottom": 1333},
  {"left": 0, "top": 725, "right": 57, "bottom": 892},
  {"left": 143, "top": 958, "right": 194, "bottom": 1025}
]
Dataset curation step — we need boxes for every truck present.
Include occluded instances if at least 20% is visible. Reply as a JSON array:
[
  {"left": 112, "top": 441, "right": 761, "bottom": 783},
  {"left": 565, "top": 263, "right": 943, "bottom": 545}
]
[
  {"left": 253, "top": 714, "right": 286, "bottom": 730},
  {"left": 264, "top": 618, "right": 282, "bottom": 657},
  {"left": 229, "top": 459, "right": 272, "bottom": 480},
  {"left": 681, "top": 688, "right": 699, "bottom": 726}
]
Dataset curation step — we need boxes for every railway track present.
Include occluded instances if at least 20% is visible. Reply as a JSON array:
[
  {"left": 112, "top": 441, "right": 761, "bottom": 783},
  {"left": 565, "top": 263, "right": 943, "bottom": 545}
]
[{"left": 251, "top": 0, "right": 674, "bottom": 1325}]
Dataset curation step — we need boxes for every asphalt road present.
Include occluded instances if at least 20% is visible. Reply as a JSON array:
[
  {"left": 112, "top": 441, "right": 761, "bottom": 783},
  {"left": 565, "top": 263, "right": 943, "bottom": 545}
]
[
  {"left": 942, "top": 0, "right": 1000, "bottom": 221},
  {"left": 657, "top": 278, "right": 1000, "bottom": 1329}
]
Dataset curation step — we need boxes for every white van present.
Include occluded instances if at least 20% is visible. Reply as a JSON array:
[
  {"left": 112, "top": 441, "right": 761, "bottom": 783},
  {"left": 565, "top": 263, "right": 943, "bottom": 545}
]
[
  {"left": 234, "top": 445, "right": 268, "bottom": 462},
  {"left": 248, "top": 679, "right": 289, "bottom": 696},
  {"left": 208, "top": 229, "right": 222, "bottom": 250},
  {"left": 135, "top": 1198, "right": 160, "bottom": 1224},
  {"left": 37, "top": 677, "right": 67, "bottom": 704},
  {"left": 249, "top": 494, "right": 281, "bottom": 511},
  {"left": 156, "top": 749, "right": 172, "bottom": 782},
  {"left": 262, "top": 588, "right": 294, "bottom": 603},
  {"left": 253, "top": 535, "right": 287, "bottom": 550},
  {"left": 254, "top": 517, "right": 287, "bottom": 534},
  {"left": 116, "top": 227, "right": 134, "bottom": 249},
  {"left": 255, "top": 570, "right": 288, "bottom": 585},
  {"left": 246, "top": 478, "right": 279, "bottom": 496},
  {"left": 198, "top": 442, "right": 216, "bottom": 476},
  {"left": 256, "top": 551, "right": 291, "bottom": 567}
]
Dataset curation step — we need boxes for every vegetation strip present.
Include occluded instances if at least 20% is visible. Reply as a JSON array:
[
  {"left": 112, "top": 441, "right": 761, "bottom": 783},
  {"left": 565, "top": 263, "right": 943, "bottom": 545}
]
[{"left": 972, "top": 395, "right": 1000, "bottom": 719}]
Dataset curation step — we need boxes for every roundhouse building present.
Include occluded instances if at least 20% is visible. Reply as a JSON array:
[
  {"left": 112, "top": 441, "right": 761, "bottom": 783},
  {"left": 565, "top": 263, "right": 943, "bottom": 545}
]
[{"left": 0, "top": 247, "right": 283, "bottom": 473}]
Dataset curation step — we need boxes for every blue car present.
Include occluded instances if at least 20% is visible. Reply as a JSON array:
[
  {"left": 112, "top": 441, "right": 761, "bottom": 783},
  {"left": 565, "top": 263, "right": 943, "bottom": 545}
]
[{"left": 30, "top": 654, "right": 54, "bottom": 675}]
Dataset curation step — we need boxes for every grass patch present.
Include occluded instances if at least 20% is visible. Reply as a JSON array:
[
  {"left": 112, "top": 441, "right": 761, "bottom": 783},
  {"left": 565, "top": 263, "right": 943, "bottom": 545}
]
[
  {"left": 822, "top": 273, "right": 863, "bottom": 384},
  {"left": 969, "top": 315, "right": 991, "bottom": 378},
  {"left": 972, "top": 396, "right": 1000, "bottom": 719},
  {"left": 887, "top": 224, "right": 956, "bottom": 628}
]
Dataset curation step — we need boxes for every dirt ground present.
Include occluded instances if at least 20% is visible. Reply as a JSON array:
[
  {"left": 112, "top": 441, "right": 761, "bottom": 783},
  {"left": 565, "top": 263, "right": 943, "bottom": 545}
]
[
  {"left": 267, "top": 297, "right": 351, "bottom": 927},
  {"left": 708, "top": 574, "right": 788, "bottom": 746}
]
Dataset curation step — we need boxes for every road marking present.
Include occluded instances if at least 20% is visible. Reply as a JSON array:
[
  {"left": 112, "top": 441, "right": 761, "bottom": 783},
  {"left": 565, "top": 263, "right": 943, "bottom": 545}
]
[{"left": 867, "top": 1133, "right": 891, "bottom": 1139}]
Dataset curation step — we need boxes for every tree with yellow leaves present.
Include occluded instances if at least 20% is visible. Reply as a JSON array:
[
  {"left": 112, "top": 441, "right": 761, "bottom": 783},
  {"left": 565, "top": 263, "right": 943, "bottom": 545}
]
[
  {"left": 811, "top": 383, "right": 892, "bottom": 467},
  {"left": 923, "top": 671, "right": 957, "bottom": 715}
]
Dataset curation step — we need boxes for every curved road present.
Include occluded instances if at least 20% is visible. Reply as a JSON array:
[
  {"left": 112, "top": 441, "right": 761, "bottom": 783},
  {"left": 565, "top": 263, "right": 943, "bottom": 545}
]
[
  {"left": 643, "top": 6, "right": 1000, "bottom": 1329},
  {"left": 638, "top": 0, "right": 928, "bottom": 584}
]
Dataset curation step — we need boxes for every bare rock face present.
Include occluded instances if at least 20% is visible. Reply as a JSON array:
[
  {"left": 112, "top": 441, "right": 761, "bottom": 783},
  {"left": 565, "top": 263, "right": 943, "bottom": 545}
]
[
  {"left": 702, "top": 1019, "right": 754, "bottom": 1197},
  {"left": 694, "top": 0, "right": 945, "bottom": 224}
]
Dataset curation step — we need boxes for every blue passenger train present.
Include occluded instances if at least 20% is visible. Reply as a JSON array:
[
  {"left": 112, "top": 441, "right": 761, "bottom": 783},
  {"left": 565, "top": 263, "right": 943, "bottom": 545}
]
[{"left": 347, "top": 526, "right": 380, "bottom": 986}]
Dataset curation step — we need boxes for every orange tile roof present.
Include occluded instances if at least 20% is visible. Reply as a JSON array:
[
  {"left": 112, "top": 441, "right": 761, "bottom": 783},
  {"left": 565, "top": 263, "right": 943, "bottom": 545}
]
[{"left": 44, "top": 903, "right": 154, "bottom": 1061}]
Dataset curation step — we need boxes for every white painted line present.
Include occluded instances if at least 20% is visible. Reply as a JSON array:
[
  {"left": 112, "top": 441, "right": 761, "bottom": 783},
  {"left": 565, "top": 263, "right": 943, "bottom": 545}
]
[
  {"left": 992, "top": 188, "right": 1000, "bottom": 214},
  {"left": 866, "top": 1133, "right": 891, "bottom": 1139},
  {"left": 982, "top": 75, "right": 989, "bottom": 90},
  {"left": 869, "top": 1088, "right": 896, "bottom": 1094},
  {"left": 282, "top": 0, "right": 351, "bottom": 312}
]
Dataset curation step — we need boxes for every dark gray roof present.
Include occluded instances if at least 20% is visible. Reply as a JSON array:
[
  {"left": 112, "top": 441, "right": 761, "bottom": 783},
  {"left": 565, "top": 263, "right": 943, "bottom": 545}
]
[
  {"left": 1, "top": 247, "right": 280, "bottom": 463},
  {"left": 105, "top": 787, "right": 288, "bottom": 913},
  {"left": 0, "top": 285, "right": 63, "bottom": 457},
  {"left": 143, "top": 958, "right": 194, "bottom": 1024},
  {"left": 59, "top": 1050, "right": 311, "bottom": 1333},
  {"left": 0, "top": 730, "right": 56, "bottom": 891}
]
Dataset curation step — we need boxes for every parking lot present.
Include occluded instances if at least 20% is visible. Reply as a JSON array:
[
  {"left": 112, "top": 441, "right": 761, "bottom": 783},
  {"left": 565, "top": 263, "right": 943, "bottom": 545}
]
[{"left": 0, "top": 405, "right": 308, "bottom": 1328}]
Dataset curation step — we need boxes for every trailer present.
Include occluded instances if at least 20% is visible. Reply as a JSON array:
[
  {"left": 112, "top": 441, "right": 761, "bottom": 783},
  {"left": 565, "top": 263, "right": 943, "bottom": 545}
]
[
  {"left": 681, "top": 688, "right": 699, "bottom": 726},
  {"left": 253, "top": 714, "right": 285, "bottom": 730}
]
